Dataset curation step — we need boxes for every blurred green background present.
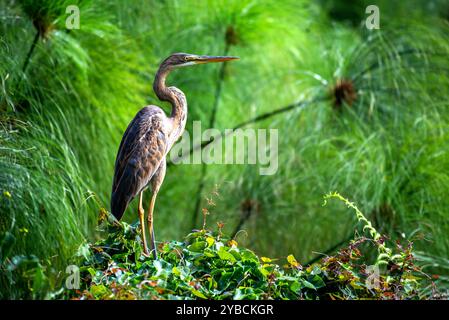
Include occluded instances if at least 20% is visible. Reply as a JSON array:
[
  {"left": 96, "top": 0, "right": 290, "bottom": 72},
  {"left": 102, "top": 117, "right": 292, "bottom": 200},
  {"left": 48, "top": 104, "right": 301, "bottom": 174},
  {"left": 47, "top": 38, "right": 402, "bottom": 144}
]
[{"left": 1, "top": 0, "right": 448, "bottom": 298}]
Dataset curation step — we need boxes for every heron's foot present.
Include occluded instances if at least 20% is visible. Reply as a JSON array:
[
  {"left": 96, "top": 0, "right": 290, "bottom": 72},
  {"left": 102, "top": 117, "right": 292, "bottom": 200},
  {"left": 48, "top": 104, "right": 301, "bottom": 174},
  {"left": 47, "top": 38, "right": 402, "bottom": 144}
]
[
  {"left": 150, "top": 234, "right": 157, "bottom": 259},
  {"left": 150, "top": 247, "right": 158, "bottom": 260},
  {"left": 141, "top": 241, "right": 150, "bottom": 258}
]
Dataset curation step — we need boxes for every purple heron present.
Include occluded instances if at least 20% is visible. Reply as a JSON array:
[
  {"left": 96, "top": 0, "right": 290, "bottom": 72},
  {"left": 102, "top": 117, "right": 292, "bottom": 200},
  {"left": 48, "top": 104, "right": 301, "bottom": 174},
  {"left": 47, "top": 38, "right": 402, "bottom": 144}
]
[{"left": 111, "top": 53, "right": 239, "bottom": 258}]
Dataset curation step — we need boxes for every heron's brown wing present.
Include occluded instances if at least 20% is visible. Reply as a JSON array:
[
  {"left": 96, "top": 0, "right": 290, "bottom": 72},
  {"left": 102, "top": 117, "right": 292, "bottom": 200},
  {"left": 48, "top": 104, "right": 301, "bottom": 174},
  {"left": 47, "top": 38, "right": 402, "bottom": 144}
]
[{"left": 111, "top": 106, "right": 168, "bottom": 220}]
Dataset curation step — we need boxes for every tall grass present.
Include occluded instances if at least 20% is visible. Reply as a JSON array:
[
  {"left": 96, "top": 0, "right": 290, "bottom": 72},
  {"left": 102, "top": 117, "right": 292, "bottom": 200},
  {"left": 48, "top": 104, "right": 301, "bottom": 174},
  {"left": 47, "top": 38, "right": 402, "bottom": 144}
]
[{"left": 0, "top": 0, "right": 148, "bottom": 297}]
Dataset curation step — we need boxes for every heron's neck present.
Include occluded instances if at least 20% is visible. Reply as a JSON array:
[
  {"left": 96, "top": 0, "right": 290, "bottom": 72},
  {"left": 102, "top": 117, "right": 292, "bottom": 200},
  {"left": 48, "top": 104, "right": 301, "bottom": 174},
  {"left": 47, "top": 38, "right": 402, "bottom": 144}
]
[{"left": 153, "top": 66, "right": 187, "bottom": 131}]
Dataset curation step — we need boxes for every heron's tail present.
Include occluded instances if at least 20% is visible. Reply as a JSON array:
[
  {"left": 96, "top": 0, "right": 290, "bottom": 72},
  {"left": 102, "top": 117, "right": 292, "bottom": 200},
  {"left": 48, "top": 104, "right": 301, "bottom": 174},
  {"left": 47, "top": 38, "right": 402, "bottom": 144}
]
[
  {"left": 110, "top": 190, "right": 131, "bottom": 221},
  {"left": 111, "top": 158, "right": 142, "bottom": 220}
]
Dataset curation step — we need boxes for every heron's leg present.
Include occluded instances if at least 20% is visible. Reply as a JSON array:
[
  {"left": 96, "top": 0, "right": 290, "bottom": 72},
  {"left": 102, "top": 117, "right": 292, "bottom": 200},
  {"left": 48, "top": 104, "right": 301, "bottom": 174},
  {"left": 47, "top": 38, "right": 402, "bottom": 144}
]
[
  {"left": 138, "top": 192, "right": 149, "bottom": 256},
  {"left": 148, "top": 192, "right": 158, "bottom": 259},
  {"left": 148, "top": 160, "right": 166, "bottom": 260}
]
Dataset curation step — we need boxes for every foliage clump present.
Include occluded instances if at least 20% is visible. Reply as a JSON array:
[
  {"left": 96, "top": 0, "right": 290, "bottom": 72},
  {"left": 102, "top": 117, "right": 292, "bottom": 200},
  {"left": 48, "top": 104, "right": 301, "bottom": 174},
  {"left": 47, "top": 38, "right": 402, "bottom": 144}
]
[{"left": 63, "top": 194, "right": 426, "bottom": 300}]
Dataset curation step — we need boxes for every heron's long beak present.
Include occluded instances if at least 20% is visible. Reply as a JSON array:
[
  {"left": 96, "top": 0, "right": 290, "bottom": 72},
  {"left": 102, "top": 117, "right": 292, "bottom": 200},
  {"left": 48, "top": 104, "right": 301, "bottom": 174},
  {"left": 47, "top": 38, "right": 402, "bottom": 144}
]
[{"left": 193, "top": 55, "right": 239, "bottom": 64}]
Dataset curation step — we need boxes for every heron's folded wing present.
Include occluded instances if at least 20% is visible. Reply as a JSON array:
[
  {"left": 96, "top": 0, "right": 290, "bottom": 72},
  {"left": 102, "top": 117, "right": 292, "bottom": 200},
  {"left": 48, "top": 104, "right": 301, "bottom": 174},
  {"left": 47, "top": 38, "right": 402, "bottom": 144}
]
[{"left": 111, "top": 107, "right": 168, "bottom": 220}]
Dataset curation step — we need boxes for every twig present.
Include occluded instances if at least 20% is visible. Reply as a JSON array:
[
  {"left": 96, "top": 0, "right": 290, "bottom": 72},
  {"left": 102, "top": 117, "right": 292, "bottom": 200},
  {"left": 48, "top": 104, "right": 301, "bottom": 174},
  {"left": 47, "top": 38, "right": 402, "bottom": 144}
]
[
  {"left": 22, "top": 30, "right": 40, "bottom": 73},
  {"left": 305, "top": 233, "right": 354, "bottom": 265}
]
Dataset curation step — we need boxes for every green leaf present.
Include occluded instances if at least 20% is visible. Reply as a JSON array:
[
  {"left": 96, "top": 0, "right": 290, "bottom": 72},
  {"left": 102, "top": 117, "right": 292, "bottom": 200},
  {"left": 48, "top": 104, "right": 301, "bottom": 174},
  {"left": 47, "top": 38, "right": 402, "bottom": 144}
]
[
  {"left": 172, "top": 266, "right": 181, "bottom": 276},
  {"left": 241, "top": 250, "right": 258, "bottom": 262},
  {"left": 76, "top": 243, "right": 91, "bottom": 260},
  {"left": 310, "top": 265, "right": 321, "bottom": 275},
  {"left": 87, "top": 267, "right": 97, "bottom": 277},
  {"left": 218, "top": 271, "right": 234, "bottom": 290},
  {"left": 229, "top": 249, "right": 242, "bottom": 261},
  {"left": 206, "top": 237, "right": 215, "bottom": 247},
  {"left": 91, "top": 284, "right": 109, "bottom": 298},
  {"left": 217, "top": 247, "right": 237, "bottom": 263},
  {"left": 32, "top": 266, "right": 47, "bottom": 299},
  {"left": 258, "top": 266, "right": 270, "bottom": 277},
  {"left": 309, "top": 275, "right": 325, "bottom": 289},
  {"left": 188, "top": 241, "right": 207, "bottom": 252},
  {"left": 191, "top": 289, "right": 207, "bottom": 299},
  {"left": 290, "top": 281, "right": 302, "bottom": 293},
  {"left": 301, "top": 279, "right": 316, "bottom": 290},
  {"left": 153, "top": 260, "right": 163, "bottom": 275},
  {"left": 0, "top": 232, "right": 15, "bottom": 265}
]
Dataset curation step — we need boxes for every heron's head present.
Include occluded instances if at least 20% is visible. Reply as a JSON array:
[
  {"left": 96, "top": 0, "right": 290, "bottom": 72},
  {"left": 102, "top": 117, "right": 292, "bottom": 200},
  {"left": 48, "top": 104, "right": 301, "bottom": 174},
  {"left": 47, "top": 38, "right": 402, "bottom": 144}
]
[{"left": 162, "top": 52, "right": 239, "bottom": 69}]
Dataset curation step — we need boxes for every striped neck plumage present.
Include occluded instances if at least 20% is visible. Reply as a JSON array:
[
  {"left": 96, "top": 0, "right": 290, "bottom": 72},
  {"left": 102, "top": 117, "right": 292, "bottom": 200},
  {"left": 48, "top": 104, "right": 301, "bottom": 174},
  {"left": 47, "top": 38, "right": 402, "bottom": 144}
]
[{"left": 153, "top": 65, "right": 187, "bottom": 128}]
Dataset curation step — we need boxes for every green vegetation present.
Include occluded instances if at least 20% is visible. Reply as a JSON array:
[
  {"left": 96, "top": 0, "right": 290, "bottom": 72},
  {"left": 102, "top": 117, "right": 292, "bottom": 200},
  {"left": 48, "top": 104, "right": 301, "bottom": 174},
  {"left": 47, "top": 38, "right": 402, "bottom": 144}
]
[
  {"left": 61, "top": 194, "right": 427, "bottom": 300},
  {"left": 1, "top": 0, "right": 448, "bottom": 299}
]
